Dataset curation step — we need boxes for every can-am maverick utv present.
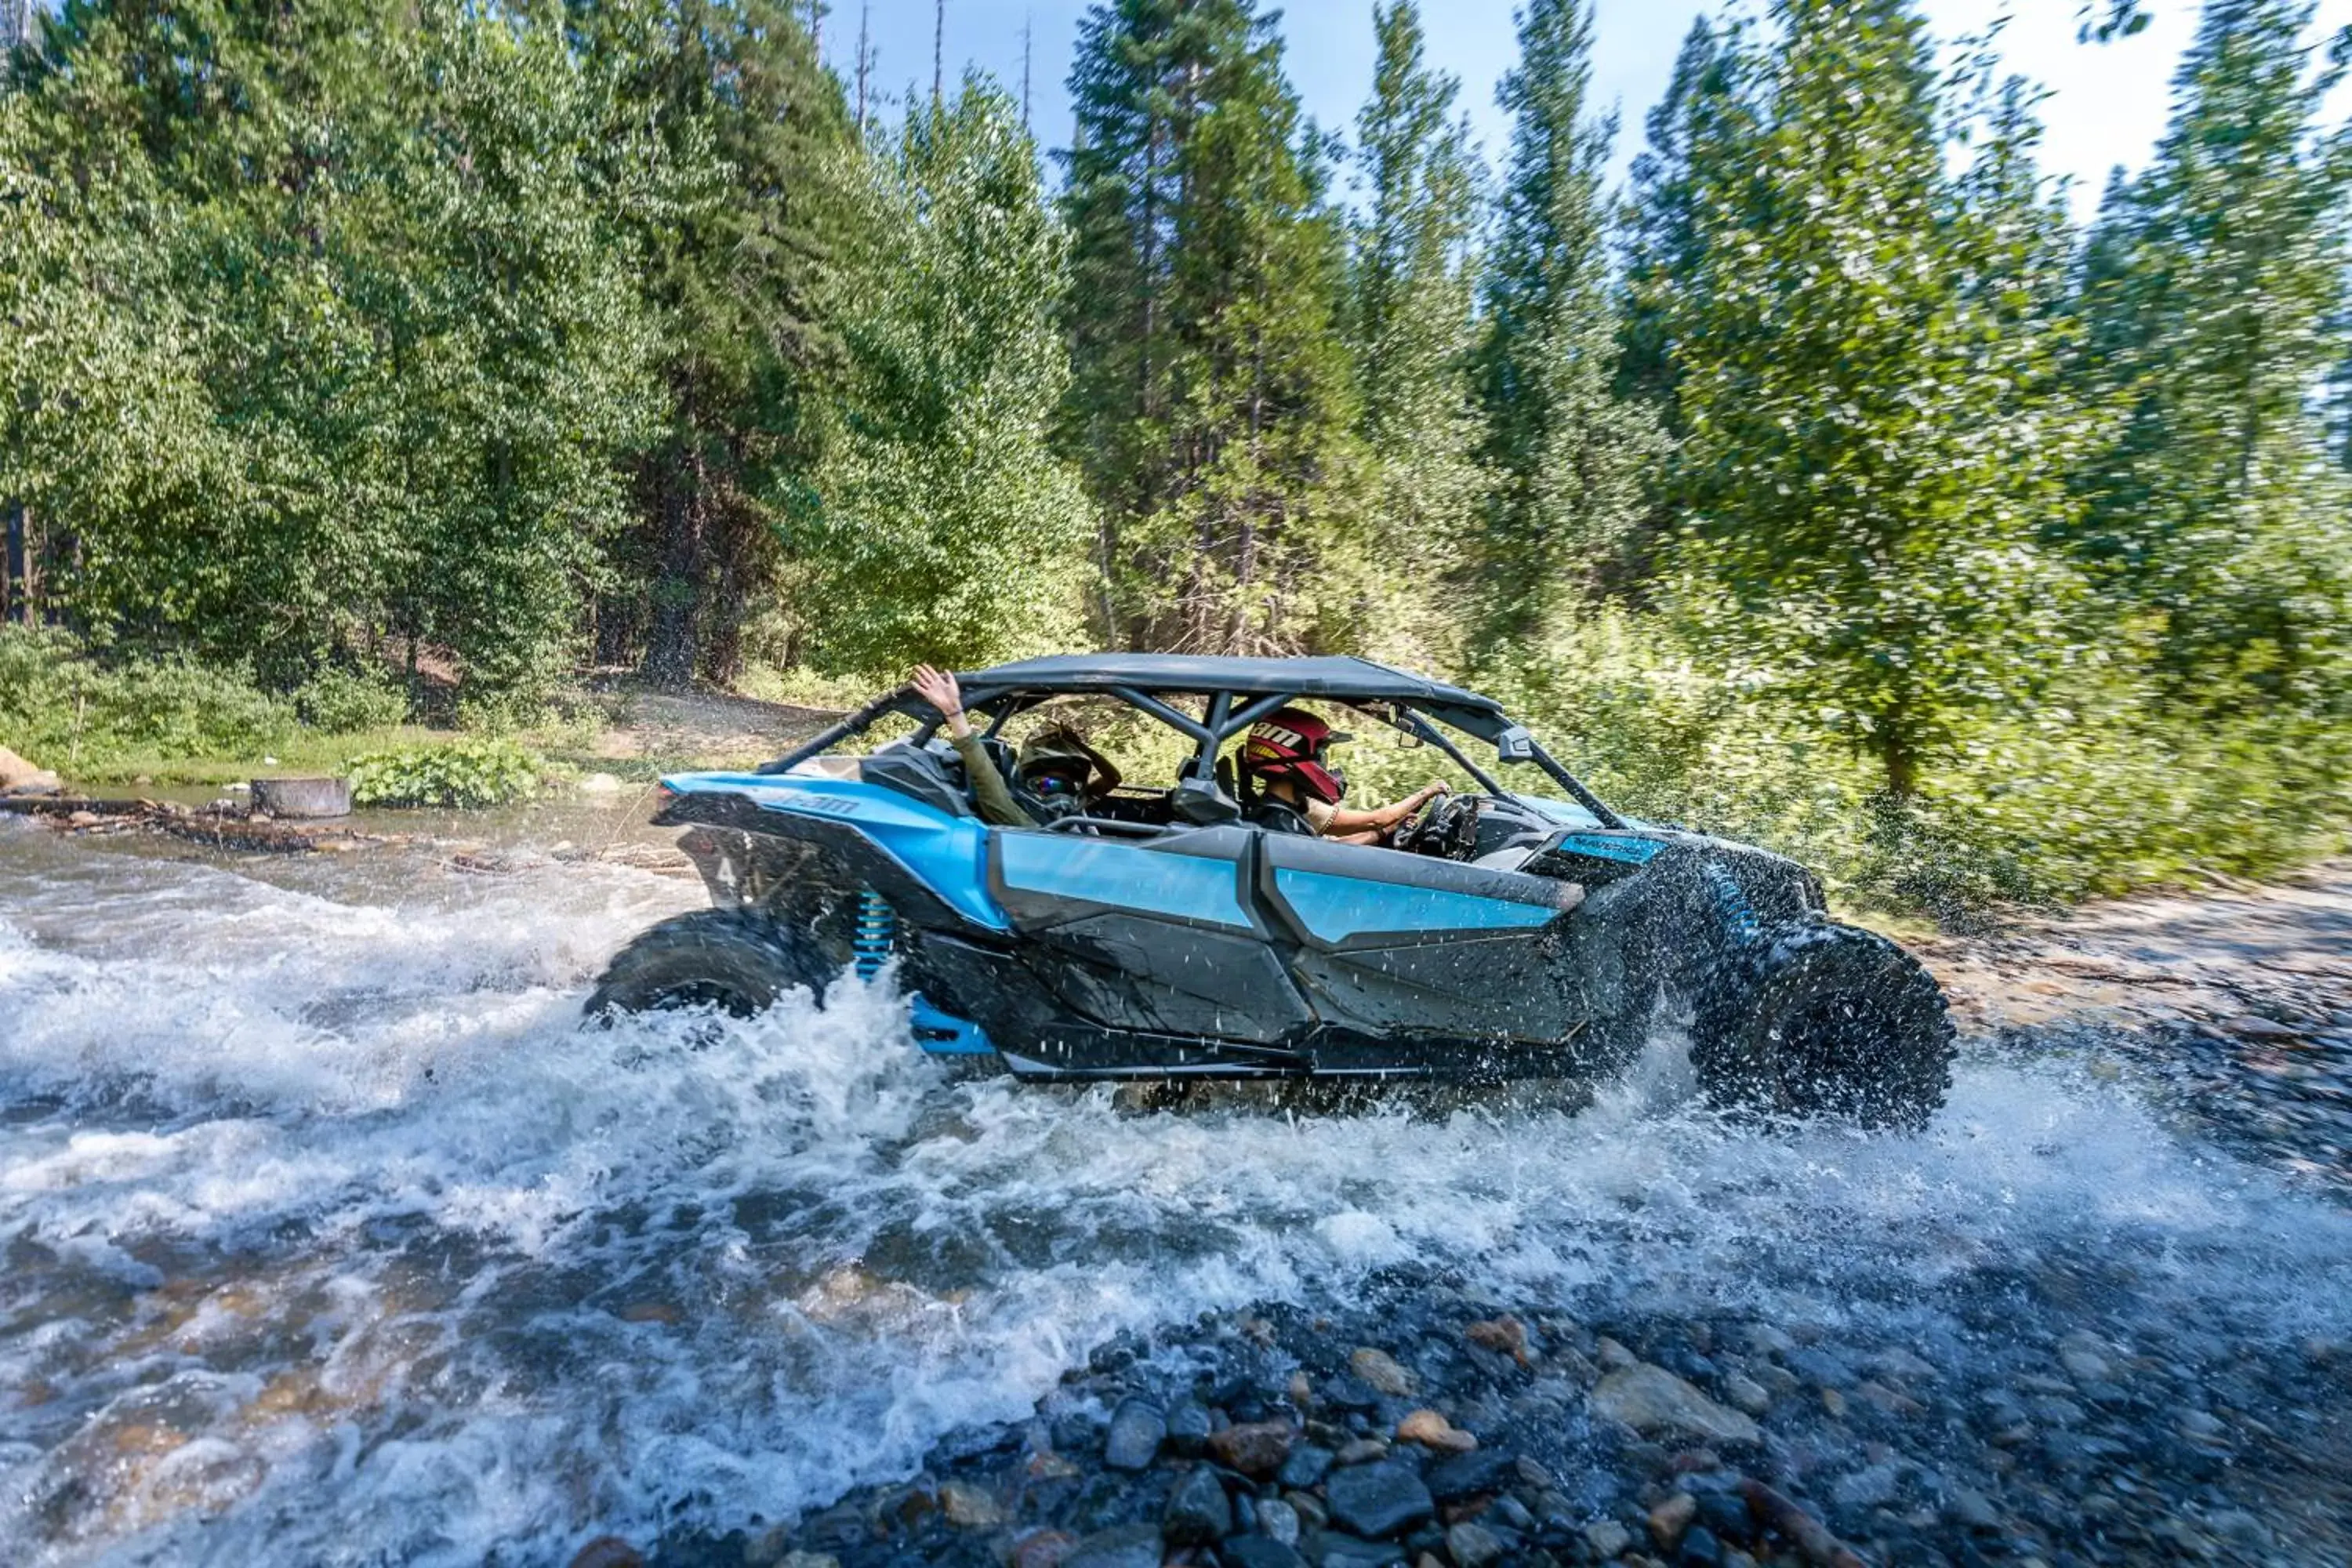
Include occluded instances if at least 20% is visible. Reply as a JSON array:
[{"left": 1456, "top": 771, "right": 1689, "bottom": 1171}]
[{"left": 590, "top": 655, "right": 1954, "bottom": 1127}]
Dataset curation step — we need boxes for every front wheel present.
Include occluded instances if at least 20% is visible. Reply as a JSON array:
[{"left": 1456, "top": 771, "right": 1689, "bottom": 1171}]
[
  {"left": 585, "top": 909, "right": 842, "bottom": 1020},
  {"left": 1690, "top": 921, "right": 1955, "bottom": 1130}
]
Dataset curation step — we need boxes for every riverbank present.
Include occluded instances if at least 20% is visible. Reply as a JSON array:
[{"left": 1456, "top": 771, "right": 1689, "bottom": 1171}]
[{"left": 633, "top": 863, "right": 2352, "bottom": 1568}]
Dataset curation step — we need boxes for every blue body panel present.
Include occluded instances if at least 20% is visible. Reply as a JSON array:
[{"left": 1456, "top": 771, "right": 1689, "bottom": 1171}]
[
  {"left": 996, "top": 833, "right": 1252, "bottom": 929},
  {"left": 909, "top": 993, "right": 998, "bottom": 1054},
  {"left": 662, "top": 772, "right": 1011, "bottom": 932},
  {"left": 1552, "top": 833, "right": 1664, "bottom": 865},
  {"left": 1271, "top": 867, "right": 1562, "bottom": 944}
]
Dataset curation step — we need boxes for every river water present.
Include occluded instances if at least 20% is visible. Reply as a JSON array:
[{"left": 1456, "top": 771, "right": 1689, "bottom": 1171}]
[{"left": 2, "top": 815, "right": 2348, "bottom": 1566}]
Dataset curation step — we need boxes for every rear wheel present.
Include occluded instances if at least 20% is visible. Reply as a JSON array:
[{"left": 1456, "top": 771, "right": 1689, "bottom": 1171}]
[
  {"left": 585, "top": 909, "right": 840, "bottom": 1020},
  {"left": 1690, "top": 921, "right": 1954, "bottom": 1130}
]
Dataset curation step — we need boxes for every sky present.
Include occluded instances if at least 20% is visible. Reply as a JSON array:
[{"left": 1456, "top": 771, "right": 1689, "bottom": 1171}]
[{"left": 827, "top": 0, "right": 2352, "bottom": 220}]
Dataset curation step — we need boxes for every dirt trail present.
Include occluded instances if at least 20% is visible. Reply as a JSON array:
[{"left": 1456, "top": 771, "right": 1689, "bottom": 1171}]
[
  {"left": 588, "top": 685, "right": 842, "bottom": 768},
  {"left": 1915, "top": 862, "right": 2352, "bottom": 1187}
]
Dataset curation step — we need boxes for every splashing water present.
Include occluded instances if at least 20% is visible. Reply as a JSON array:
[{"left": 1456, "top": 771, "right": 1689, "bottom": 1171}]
[{"left": 2, "top": 818, "right": 2347, "bottom": 1566}]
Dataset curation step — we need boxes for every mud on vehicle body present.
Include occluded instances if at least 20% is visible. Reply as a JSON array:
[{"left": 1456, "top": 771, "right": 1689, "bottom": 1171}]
[{"left": 590, "top": 654, "right": 1954, "bottom": 1127}]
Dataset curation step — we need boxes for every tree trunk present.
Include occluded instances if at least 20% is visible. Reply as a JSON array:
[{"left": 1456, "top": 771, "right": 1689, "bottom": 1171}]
[
  {"left": 1877, "top": 724, "right": 1918, "bottom": 801},
  {"left": 642, "top": 443, "right": 703, "bottom": 688},
  {"left": 2, "top": 501, "right": 26, "bottom": 624}
]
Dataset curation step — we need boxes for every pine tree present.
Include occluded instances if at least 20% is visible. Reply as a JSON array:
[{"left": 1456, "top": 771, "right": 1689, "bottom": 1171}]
[
  {"left": 2067, "top": 0, "right": 2352, "bottom": 716},
  {"left": 1617, "top": 14, "right": 1749, "bottom": 423},
  {"left": 571, "top": 0, "right": 856, "bottom": 687},
  {"left": 1060, "top": 0, "right": 1358, "bottom": 654},
  {"left": 1662, "top": 0, "right": 2096, "bottom": 797},
  {"left": 1474, "top": 0, "right": 1661, "bottom": 648},
  {"left": 1344, "top": 0, "right": 1486, "bottom": 663}
]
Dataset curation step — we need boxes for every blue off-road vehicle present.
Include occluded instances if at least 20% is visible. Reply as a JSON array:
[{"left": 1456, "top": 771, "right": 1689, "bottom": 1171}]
[{"left": 591, "top": 655, "right": 1954, "bottom": 1127}]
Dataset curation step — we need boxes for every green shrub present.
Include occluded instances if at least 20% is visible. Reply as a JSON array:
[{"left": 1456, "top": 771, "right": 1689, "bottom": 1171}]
[
  {"left": 0, "top": 626, "right": 298, "bottom": 766},
  {"left": 346, "top": 740, "right": 541, "bottom": 808},
  {"left": 295, "top": 665, "right": 410, "bottom": 733}
]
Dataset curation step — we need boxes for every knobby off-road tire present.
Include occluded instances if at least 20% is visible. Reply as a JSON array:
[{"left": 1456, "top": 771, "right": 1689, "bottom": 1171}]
[
  {"left": 1691, "top": 920, "right": 1955, "bottom": 1131},
  {"left": 585, "top": 909, "right": 840, "bottom": 1020}
]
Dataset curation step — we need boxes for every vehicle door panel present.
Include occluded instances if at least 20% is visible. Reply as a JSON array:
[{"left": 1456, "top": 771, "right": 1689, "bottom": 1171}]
[
  {"left": 988, "top": 826, "right": 1312, "bottom": 1043},
  {"left": 1258, "top": 833, "right": 1583, "bottom": 1042}
]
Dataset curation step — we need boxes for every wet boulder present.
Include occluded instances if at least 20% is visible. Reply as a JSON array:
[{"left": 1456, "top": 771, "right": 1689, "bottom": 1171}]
[
  {"left": 1102, "top": 1398, "right": 1167, "bottom": 1471},
  {"left": 1589, "top": 1362, "right": 1763, "bottom": 1448},
  {"left": 1323, "top": 1458, "right": 1435, "bottom": 1539},
  {"left": 0, "top": 745, "right": 60, "bottom": 797},
  {"left": 1208, "top": 1417, "right": 1294, "bottom": 1477},
  {"left": 1163, "top": 1465, "right": 1232, "bottom": 1544},
  {"left": 1060, "top": 1522, "right": 1163, "bottom": 1568},
  {"left": 1221, "top": 1537, "right": 1308, "bottom": 1568}
]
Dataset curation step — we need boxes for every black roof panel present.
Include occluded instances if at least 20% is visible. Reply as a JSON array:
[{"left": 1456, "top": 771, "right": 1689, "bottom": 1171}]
[{"left": 959, "top": 653, "right": 1502, "bottom": 713}]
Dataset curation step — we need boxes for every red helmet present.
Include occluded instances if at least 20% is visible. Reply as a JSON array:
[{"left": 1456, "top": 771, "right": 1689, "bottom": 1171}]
[{"left": 1242, "top": 707, "right": 1350, "bottom": 806}]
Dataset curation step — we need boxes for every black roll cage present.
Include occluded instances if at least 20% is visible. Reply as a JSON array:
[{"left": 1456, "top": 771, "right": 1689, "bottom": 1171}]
[{"left": 757, "top": 681, "right": 1624, "bottom": 830}]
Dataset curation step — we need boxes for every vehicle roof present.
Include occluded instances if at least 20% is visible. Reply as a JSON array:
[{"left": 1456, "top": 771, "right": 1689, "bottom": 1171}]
[{"left": 959, "top": 653, "right": 1504, "bottom": 713}]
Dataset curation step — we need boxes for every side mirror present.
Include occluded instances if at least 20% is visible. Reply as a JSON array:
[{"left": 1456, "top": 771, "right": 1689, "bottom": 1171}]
[{"left": 1495, "top": 724, "right": 1535, "bottom": 764}]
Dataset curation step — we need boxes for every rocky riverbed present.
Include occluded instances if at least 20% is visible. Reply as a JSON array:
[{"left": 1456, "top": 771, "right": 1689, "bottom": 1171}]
[{"left": 1, "top": 819, "right": 2347, "bottom": 1568}]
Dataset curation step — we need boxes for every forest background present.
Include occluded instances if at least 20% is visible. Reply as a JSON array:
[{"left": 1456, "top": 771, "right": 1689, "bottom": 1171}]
[{"left": 5, "top": 0, "right": 2351, "bottom": 916}]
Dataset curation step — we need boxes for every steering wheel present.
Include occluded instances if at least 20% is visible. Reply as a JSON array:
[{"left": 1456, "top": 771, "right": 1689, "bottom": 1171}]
[{"left": 1392, "top": 793, "right": 1482, "bottom": 861}]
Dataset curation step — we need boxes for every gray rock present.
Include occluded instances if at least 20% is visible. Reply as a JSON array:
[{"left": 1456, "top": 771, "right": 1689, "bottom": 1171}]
[
  {"left": 1258, "top": 1497, "right": 1301, "bottom": 1547},
  {"left": 1062, "top": 1523, "right": 1164, "bottom": 1568},
  {"left": 1302, "top": 1531, "right": 1407, "bottom": 1568},
  {"left": 1221, "top": 1537, "right": 1308, "bottom": 1568},
  {"left": 1871, "top": 1347, "right": 1940, "bottom": 1382},
  {"left": 1423, "top": 1445, "right": 1516, "bottom": 1502},
  {"left": 1719, "top": 1373, "right": 1771, "bottom": 1417},
  {"left": 251, "top": 776, "right": 351, "bottom": 818},
  {"left": 1781, "top": 1347, "right": 1857, "bottom": 1389},
  {"left": 1348, "top": 1348, "right": 1417, "bottom": 1397},
  {"left": 1320, "top": 1374, "right": 1383, "bottom": 1413},
  {"left": 1584, "top": 1519, "right": 1633, "bottom": 1558},
  {"left": 1742, "top": 1323, "right": 1795, "bottom": 1358},
  {"left": 1287, "top": 1490, "right": 1329, "bottom": 1531},
  {"left": 1677, "top": 1524, "right": 1726, "bottom": 1566},
  {"left": 938, "top": 1480, "right": 1002, "bottom": 1529},
  {"left": 1830, "top": 1464, "right": 1898, "bottom": 1509},
  {"left": 1588, "top": 1363, "right": 1763, "bottom": 1448},
  {"left": 1163, "top": 1466, "right": 1231, "bottom": 1545},
  {"left": 1167, "top": 1399, "right": 1214, "bottom": 1456},
  {"left": 1323, "top": 1460, "right": 1436, "bottom": 1539},
  {"left": 1944, "top": 1486, "right": 2001, "bottom": 1530},
  {"left": 1103, "top": 1399, "right": 1167, "bottom": 1472},
  {"left": 1279, "top": 1444, "right": 1334, "bottom": 1489},
  {"left": 1490, "top": 1494, "right": 1537, "bottom": 1533},
  {"left": 1445, "top": 1521, "right": 1506, "bottom": 1568}
]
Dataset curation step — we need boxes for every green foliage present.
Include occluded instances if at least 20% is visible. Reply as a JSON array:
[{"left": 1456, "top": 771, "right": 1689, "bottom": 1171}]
[
  {"left": 1493, "top": 611, "right": 2350, "bottom": 916},
  {"left": 573, "top": 0, "right": 855, "bottom": 687},
  {"left": 1650, "top": 0, "right": 2100, "bottom": 799},
  {"left": 346, "top": 739, "right": 541, "bottom": 807},
  {"left": 1473, "top": 0, "right": 1664, "bottom": 646},
  {"left": 294, "top": 666, "right": 411, "bottom": 734},
  {"left": 2065, "top": 0, "right": 2352, "bottom": 719},
  {"left": 8, "top": 0, "right": 661, "bottom": 702},
  {"left": 1342, "top": 2, "right": 1490, "bottom": 670},
  {"left": 797, "top": 83, "right": 1091, "bottom": 671},
  {"left": 1062, "top": 0, "right": 1362, "bottom": 655},
  {"left": 0, "top": 627, "right": 298, "bottom": 765}
]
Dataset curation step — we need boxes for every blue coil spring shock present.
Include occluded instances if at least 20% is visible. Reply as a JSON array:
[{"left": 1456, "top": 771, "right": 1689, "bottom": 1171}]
[{"left": 852, "top": 887, "right": 895, "bottom": 981}]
